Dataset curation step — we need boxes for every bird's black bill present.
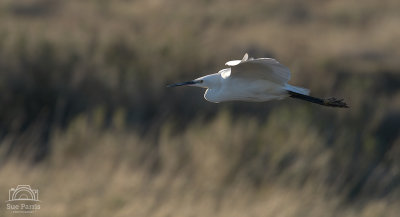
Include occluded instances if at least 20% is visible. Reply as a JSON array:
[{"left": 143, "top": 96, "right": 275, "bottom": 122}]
[{"left": 167, "top": 80, "right": 199, "bottom": 87}]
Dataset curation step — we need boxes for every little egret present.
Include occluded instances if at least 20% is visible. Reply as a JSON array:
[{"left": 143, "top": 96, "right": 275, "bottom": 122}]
[{"left": 168, "top": 53, "right": 348, "bottom": 108}]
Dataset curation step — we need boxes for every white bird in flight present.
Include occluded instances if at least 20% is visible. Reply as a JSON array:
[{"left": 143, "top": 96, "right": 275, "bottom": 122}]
[{"left": 168, "top": 53, "right": 348, "bottom": 108}]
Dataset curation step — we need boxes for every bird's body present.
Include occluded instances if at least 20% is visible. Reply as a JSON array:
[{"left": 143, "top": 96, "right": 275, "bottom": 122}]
[
  {"left": 168, "top": 53, "right": 348, "bottom": 108},
  {"left": 201, "top": 70, "right": 288, "bottom": 103}
]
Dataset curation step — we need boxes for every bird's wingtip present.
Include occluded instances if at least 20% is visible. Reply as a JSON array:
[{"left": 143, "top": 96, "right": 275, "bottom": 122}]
[
  {"left": 225, "top": 53, "right": 251, "bottom": 66},
  {"left": 242, "top": 53, "right": 249, "bottom": 61}
]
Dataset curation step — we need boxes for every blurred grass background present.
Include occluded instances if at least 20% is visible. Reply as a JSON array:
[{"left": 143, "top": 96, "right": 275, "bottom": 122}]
[{"left": 0, "top": 0, "right": 399, "bottom": 216}]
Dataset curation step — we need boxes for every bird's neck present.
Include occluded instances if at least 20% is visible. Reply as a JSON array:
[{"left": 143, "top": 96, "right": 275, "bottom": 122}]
[{"left": 205, "top": 73, "right": 222, "bottom": 89}]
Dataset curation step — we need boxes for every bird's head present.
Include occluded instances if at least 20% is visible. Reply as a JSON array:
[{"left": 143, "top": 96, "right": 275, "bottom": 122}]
[{"left": 167, "top": 74, "right": 218, "bottom": 89}]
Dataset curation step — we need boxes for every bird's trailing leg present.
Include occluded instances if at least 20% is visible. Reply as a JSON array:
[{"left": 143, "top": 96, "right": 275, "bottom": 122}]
[
  {"left": 322, "top": 97, "right": 348, "bottom": 108},
  {"left": 288, "top": 91, "right": 349, "bottom": 108}
]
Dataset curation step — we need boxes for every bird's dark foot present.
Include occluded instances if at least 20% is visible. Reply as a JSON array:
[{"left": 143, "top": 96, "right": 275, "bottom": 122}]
[{"left": 323, "top": 97, "right": 349, "bottom": 108}]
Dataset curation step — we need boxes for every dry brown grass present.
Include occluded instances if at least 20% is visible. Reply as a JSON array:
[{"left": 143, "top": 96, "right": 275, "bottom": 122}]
[{"left": 1, "top": 111, "right": 400, "bottom": 217}]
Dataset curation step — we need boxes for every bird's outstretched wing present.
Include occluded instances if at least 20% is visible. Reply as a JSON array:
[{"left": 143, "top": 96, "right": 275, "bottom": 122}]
[
  {"left": 225, "top": 53, "right": 250, "bottom": 66},
  {"left": 223, "top": 53, "right": 291, "bottom": 85}
]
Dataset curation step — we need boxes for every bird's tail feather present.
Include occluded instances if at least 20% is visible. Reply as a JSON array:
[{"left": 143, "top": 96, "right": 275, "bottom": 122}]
[
  {"left": 288, "top": 91, "right": 349, "bottom": 108},
  {"left": 285, "top": 84, "right": 310, "bottom": 95}
]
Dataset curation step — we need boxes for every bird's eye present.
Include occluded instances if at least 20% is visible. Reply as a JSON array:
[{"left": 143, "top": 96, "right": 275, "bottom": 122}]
[{"left": 200, "top": 80, "right": 203, "bottom": 83}]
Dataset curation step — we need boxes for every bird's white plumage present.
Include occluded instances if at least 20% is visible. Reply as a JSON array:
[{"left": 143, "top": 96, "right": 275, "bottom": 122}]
[
  {"left": 224, "top": 54, "right": 290, "bottom": 84},
  {"left": 225, "top": 53, "right": 250, "bottom": 66},
  {"left": 200, "top": 53, "right": 308, "bottom": 103},
  {"left": 169, "top": 53, "right": 310, "bottom": 103}
]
